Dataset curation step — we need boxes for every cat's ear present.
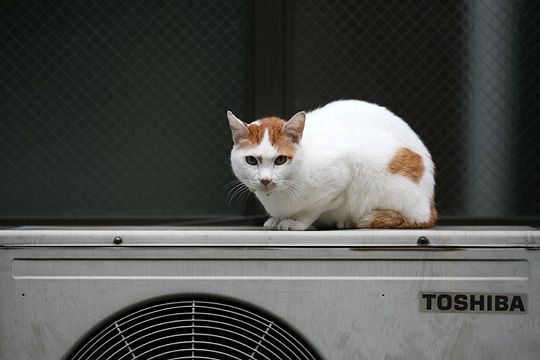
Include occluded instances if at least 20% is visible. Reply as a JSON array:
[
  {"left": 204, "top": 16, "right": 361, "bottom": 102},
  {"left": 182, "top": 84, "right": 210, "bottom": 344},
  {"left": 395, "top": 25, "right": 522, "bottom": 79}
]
[
  {"left": 227, "top": 111, "right": 248, "bottom": 144},
  {"left": 283, "top": 111, "right": 306, "bottom": 143}
]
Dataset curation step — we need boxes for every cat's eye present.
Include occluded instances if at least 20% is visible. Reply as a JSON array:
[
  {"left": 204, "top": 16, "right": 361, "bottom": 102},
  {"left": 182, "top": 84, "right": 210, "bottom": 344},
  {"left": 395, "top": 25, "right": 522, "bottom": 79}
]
[
  {"left": 245, "top": 156, "right": 258, "bottom": 165},
  {"left": 274, "top": 155, "right": 288, "bottom": 165}
]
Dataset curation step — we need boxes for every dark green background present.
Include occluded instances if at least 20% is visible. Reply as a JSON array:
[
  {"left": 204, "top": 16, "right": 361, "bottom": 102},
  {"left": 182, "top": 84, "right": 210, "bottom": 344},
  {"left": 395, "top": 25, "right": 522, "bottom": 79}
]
[
  {"left": 1, "top": 0, "right": 539, "bottom": 222},
  {"left": 1, "top": 1, "right": 250, "bottom": 219}
]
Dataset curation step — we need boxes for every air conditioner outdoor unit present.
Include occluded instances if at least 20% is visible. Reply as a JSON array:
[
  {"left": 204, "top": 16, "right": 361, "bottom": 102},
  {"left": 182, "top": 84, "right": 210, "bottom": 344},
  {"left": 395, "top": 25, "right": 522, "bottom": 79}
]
[{"left": 1, "top": 226, "right": 539, "bottom": 359}]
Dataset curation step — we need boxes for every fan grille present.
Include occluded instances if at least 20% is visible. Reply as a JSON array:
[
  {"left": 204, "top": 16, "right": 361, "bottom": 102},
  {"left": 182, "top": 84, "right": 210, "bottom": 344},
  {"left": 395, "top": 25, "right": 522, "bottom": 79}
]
[{"left": 68, "top": 298, "right": 320, "bottom": 360}]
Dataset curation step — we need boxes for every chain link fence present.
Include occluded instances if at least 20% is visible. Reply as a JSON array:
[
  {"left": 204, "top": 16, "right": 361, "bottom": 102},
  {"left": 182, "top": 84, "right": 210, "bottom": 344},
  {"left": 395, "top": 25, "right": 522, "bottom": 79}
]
[
  {"left": 290, "top": 0, "right": 540, "bottom": 219},
  {"left": 1, "top": 0, "right": 539, "bottom": 221},
  {"left": 1, "top": 0, "right": 250, "bottom": 219}
]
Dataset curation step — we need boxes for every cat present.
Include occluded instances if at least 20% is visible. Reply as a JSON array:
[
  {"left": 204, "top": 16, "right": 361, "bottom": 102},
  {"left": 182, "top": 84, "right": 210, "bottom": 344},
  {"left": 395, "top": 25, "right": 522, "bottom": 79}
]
[{"left": 227, "top": 99, "right": 437, "bottom": 230}]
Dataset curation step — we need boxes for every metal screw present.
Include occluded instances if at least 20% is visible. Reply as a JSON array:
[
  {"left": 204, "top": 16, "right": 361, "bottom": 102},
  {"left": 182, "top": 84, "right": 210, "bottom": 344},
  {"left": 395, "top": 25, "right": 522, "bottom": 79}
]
[
  {"left": 113, "top": 236, "right": 123, "bottom": 245},
  {"left": 417, "top": 236, "right": 430, "bottom": 246}
]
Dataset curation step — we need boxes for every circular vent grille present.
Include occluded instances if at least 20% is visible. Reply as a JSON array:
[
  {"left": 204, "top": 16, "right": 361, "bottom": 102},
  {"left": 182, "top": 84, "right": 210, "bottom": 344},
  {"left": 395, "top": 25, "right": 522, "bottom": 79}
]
[{"left": 69, "top": 297, "right": 320, "bottom": 360}]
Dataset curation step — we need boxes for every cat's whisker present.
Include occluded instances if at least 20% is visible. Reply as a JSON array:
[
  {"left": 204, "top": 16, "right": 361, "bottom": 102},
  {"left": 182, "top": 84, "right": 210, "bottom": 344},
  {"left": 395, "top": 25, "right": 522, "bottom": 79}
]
[
  {"left": 279, "top": 187, "right": 290, "bottom": 202},
  {"left": 279, "top": 183, "right": 289, "bottom": 196},
  {"left": 227, "top": 189, "right": 242, "bottom": 209},
  {"left": 288, "top": 186, "right": 301, "bottom": 204},
  {"left": 225, "top": 182, "right": 244, "bottom": 200},
  {"left": 226, "top": 183, "right": 248, "bottom": 206},
  {"left": 228, "top": 184, "right": 247, "bottom": 202},
  {"left": 280, "top": 182, "right": 300, "bottom": 205},
  {"left": 232, "top": 189, "right": 251, "bottom": 209},
  {"left": 238, "top": 186, "right": 252, "bottom": 205},
  {"left": 290, "top": 186, "right": 302, "bottom": 204},
  {"left": 227, "top": 183, "right": 253, "bottom": 209},
  {"left": 223, "top": 179, "right": 243, "bottom": 189}
]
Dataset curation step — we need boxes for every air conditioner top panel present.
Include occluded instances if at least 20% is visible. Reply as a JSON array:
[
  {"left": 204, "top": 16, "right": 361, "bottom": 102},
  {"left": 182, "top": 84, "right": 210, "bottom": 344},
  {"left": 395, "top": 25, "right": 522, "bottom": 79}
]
[{"left": 0, "top": 226, "right": 538, "bottom": 248}]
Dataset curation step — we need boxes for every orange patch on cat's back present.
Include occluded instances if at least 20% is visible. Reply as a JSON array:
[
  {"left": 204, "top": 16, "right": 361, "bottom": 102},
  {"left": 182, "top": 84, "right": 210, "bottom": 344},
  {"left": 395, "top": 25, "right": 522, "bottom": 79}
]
[
  {"left": 239, "top": 117, "right": 297, "bottom": 157},
  {"left": 387, "top": 147, "right": 425, "bottom": 183}
]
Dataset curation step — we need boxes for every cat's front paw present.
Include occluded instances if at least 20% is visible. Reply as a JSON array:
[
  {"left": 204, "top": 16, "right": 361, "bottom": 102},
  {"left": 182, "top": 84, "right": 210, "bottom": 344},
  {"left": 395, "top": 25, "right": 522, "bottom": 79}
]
[
  {"left": 277, "top": 218, "right": 309, "bottom": 231},
  {"left": 263, "top": 217, "right": 280, "bottom": 230}
]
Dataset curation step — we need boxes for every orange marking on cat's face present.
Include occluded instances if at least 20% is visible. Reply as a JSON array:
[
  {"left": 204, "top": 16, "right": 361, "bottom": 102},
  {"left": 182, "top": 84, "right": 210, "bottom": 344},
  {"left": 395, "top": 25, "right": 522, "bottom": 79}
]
[
  {"left": 387, "top": 147, "right": 425, "bottom": 183},
  {"left": 238, "top": 117, "right": 297, "bottom": 157}
]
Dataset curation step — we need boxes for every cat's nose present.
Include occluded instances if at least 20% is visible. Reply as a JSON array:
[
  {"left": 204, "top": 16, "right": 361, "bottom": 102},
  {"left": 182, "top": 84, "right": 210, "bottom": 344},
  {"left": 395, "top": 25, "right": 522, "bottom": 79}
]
[{"left": 260, "top": 178, "right": 272, "bottom": 186}]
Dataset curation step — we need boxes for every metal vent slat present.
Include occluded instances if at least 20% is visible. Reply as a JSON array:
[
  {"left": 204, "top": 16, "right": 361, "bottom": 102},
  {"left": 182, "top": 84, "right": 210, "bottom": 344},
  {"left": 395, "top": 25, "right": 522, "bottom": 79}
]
[
  {"left": 147, "top": 351, "right": 242, "bottom": 360},
  {"left": 84, "top": 311, "right": 294, "bottom": 359},
  {"left": 132, "top": 340, "right": 249, "bottom": 360},
  {"left": 69, "top": 298, "right": 320, "bottom": 360},
  {"left": 116, "top": 334, "right": 271, "bottom": 360}
]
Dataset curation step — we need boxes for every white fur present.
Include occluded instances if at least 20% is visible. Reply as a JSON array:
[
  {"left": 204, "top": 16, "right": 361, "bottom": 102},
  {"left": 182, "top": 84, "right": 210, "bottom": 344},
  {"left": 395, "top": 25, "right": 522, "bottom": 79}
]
[{"left": 229, "top": 100, "right": 435, "bottom": 230}]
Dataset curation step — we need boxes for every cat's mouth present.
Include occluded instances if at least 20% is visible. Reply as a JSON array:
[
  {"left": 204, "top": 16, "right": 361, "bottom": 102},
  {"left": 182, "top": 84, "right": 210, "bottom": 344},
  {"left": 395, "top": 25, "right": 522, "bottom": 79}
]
[
  {"left": 260, "top": 183, "right": 277, "bottom": 192},
  {"left": 250, "top": 182, "right": 277, "bottom": 193}
]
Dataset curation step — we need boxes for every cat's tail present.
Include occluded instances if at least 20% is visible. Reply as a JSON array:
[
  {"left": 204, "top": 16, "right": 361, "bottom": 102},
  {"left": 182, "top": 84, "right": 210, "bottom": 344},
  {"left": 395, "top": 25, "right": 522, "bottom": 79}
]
[{"left": 356, "top": 199, "right": 438, "bottom": 229}]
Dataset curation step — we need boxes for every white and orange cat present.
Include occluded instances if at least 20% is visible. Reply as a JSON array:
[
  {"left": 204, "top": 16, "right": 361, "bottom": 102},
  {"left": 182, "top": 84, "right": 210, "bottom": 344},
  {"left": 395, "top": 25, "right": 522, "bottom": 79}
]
[{"left": 227, "top": 99, "right": 437, "bottom": 230}]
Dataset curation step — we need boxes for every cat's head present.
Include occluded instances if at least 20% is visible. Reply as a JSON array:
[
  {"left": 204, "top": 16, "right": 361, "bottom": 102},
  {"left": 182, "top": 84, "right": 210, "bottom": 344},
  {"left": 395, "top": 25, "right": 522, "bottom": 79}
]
[{"left": 227, "top": 111, "right": 306, "bottom": 194}]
